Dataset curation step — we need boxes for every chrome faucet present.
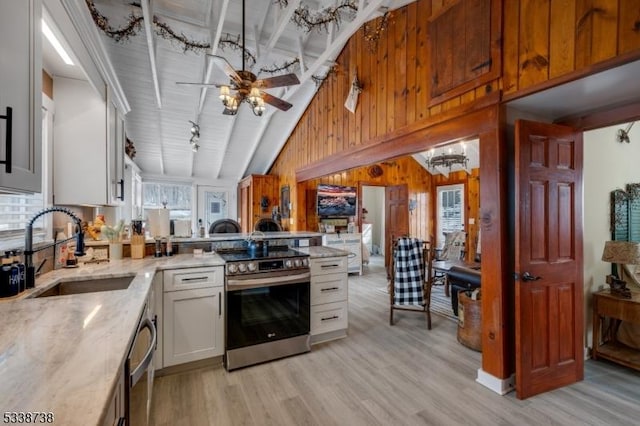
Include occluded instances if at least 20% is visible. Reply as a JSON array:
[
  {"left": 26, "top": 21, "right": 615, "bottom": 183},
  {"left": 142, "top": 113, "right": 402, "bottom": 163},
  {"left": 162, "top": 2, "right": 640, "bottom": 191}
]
[{"left": 24, "top": 207, "right": 85, "bottom": 288}]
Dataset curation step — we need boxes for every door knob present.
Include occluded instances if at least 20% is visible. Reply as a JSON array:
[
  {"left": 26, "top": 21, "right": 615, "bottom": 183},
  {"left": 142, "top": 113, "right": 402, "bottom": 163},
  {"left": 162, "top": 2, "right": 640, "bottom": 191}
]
[{"left": 521, "top": 272, "right": 542, "bottom": 282}]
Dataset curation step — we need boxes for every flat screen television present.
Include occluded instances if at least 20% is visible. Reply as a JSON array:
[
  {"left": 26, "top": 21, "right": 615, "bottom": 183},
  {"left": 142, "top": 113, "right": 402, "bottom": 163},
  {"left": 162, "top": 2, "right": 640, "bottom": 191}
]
[{"left": 317, "top": 184, "right": 357, "bottom": 217}]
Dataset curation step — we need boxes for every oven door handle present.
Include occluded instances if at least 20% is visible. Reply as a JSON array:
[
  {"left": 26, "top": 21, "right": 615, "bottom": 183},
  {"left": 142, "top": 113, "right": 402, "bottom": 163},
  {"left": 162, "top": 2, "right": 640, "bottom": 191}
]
[
  {"left": 227, "top": 272, "right": 311, "bottom": 291},
  {"left": 130, "top": 317, "right": 157, "bottom": 387}
]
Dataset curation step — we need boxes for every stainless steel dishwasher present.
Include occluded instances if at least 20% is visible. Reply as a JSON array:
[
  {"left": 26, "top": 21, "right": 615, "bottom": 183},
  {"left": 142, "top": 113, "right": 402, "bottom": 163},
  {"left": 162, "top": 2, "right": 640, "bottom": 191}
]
[{"left": 125, "top": 301, "right": 157, "bottom": 426}]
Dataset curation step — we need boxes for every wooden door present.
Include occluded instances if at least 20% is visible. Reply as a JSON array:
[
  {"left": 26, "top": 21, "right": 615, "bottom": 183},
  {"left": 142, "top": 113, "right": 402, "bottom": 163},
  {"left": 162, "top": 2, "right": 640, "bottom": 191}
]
[
  {"left": 515, "top": 120, "right": 584, "bottom": 399},
  {"left": 385, "top": 184, "right": 409, "bottom": 274}
]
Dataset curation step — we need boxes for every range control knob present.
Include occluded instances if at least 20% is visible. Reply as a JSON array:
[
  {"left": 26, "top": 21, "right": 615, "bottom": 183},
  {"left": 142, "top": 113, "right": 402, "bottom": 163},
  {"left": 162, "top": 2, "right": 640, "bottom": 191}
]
[
  {"left": 238, "top": 263, "right": 247, "bottom": 273},
  {"left": 228, "top": 264, "right": 238, "bottom": 274},
  {"left": 301, "top": 258, "right": 309, "bottom": 267},
  {"left": 247, "top": 262, "right": 257, "bottom": 272},
  {"left": 284, "top": 259, "right": 293, "bottom": 268},
  {"left": 293, "top": 259, "right": 302, "bottom": 267}
]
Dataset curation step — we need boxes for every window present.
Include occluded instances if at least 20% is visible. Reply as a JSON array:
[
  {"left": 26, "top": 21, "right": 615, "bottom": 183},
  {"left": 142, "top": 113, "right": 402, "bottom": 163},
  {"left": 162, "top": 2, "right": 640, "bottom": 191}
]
[
  {"left": 436, "top": 184, "right": 465, "bottom": 248},
  {"left": 142, "top": 182, "right": 192, "bottom": 220}
]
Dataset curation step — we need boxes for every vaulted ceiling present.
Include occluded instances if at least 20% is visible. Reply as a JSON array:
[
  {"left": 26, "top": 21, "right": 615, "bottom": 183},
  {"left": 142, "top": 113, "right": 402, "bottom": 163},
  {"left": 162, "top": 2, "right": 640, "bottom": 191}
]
[{"left": 85, "top": 0, "right": 414, "bottom": 183}]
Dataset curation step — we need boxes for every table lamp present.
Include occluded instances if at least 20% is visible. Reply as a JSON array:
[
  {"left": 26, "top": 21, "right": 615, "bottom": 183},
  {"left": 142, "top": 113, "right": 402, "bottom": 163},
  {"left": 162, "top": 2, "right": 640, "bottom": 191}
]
[{"left": 601, "top": 240, "right": 640, "bottom": 298}]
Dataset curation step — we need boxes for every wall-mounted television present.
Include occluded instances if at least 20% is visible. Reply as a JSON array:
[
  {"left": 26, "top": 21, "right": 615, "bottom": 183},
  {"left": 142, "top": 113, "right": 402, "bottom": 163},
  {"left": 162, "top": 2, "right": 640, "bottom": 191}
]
[{"left": 317, "top": 184, "right": 357, "bottom": 217}]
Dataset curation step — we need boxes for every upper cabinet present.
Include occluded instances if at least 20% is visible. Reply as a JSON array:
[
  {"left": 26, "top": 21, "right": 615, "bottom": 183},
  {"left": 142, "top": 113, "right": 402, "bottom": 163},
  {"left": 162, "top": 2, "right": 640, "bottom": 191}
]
[
  {"left": 44, "top": 0, "right": 128, "bottom": 206},
  {"left": 0, "top": 0, "right": 43, "bottom": 193},
  {"left": 52, "top": 79, "right": 125, "bottom": 206},
  {"left": 428, "top": 0, "right": 501, "bottom": 105}
]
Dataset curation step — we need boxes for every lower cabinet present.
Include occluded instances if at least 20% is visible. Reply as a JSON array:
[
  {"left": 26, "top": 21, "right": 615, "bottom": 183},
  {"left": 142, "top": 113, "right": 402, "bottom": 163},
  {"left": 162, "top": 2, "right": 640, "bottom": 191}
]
[
  {"left": 102, "top": 369, "right": 125, "bottom": 426},
  {"left": 160, "top": 267, "right": 224, "bottom": 368},
  {"left": 310, "top": 256, "right": 349, "bottom": 343}
]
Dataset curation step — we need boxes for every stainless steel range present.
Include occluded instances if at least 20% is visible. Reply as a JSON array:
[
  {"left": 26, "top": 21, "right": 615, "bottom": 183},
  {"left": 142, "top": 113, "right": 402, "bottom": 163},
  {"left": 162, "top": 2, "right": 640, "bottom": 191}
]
[{"left": 220, "top": 247, "right": 311, "bottom": 370}]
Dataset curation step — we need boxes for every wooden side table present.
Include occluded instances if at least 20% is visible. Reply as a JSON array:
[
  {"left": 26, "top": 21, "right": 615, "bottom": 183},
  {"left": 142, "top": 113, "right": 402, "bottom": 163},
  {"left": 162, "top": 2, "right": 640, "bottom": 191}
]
[{"left": 592, "top": 289, "right": 640, "bottom": 371}]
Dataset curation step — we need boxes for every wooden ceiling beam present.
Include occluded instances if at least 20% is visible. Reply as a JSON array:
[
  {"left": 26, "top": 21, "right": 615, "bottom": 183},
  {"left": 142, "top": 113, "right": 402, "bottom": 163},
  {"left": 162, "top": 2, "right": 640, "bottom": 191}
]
[
  {"left": 252, "top": 0, "right": 302, "bottom": 72},
  {"left": 140, "top": 0, "right": 162, "bottom": 108}
]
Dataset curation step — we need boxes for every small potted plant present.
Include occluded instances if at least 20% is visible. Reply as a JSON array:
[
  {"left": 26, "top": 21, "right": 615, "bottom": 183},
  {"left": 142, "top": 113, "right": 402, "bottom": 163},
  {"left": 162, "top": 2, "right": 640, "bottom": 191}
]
[{"left": 101, "top": 220, "right": 125, "bottom": 260}]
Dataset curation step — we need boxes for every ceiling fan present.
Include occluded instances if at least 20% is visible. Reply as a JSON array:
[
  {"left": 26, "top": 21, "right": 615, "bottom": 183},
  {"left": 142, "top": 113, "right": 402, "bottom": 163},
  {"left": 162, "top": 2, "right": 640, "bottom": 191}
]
[{"left": 177, "top": 0, "right": 300, "bottom": 116}]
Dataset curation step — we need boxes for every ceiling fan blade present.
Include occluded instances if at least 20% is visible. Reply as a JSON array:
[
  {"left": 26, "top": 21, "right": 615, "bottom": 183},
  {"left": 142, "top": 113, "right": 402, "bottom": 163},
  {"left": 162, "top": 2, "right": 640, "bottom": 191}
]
[
  {"left": 222, "top": 108, "right": 238, "bottom": 116},
  {"left": 256, "top": 73, "right": 300, "bottom": 89},
  {"left": 208, "top": 54, "right": 241, "bottom": 84},
  {"left": 176, "top": 82, "right": 225, "bottom": 88},
  {"left": 261, "top": 92, "right": 293, "bottom": 111}
]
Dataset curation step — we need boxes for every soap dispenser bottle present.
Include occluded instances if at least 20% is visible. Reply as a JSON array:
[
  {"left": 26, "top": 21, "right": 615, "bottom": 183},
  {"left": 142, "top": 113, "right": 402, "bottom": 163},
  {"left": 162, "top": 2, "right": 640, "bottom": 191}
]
[{"left": 198, "top": 219, "right": 205, "bottom": 238}]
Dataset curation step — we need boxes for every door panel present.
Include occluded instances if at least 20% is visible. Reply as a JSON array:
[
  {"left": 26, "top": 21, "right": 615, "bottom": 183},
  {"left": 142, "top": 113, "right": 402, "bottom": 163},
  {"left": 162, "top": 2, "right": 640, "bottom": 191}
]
[
  {"left": 385, "top": 185, "right": 409, "bottom": 274},
  {"left": 515, "top": 120, "right": 583, "bottom": 399}
]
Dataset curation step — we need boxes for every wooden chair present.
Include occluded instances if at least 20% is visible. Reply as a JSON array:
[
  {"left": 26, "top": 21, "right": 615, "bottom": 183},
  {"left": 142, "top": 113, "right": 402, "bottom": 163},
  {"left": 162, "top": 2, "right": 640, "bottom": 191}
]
[{"left": 389, "top": 238, "right": 433, "bottom": 329}]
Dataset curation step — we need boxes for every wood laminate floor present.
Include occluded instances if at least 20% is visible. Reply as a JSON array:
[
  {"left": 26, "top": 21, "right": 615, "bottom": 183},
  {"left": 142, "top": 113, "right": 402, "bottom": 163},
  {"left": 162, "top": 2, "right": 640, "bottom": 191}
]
[{"left": 150, "top": 259, "right": 640, "bottom": 426}]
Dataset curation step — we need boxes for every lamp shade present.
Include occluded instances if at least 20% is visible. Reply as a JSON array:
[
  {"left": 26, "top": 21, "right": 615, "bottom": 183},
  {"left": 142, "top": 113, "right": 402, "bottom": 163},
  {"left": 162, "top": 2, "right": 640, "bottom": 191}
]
[{"left": 601, "top": 241, "right": 640, "bottom": 265}]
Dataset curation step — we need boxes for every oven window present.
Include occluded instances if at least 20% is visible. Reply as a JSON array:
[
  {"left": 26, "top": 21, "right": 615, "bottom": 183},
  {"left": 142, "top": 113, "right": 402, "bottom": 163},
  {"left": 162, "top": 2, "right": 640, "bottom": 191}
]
[{"left": 227, "top": 282, "right": 310, "bottom": 350}]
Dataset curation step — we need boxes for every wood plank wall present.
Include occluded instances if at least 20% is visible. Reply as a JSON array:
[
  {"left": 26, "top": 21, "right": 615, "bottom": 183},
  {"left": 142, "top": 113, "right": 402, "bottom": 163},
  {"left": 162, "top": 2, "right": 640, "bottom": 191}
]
[
  {"left": 270, "top": 0, "right": 495, "bottom": 230},
  {"left": 299, "top": 157, "right": 436, "bottom": 241},
  {"left": 270, "top": 0, "right": 640, "bottom": 235},
  {"left": 503, "top": 0, "right": 640, "bottom": 94}
]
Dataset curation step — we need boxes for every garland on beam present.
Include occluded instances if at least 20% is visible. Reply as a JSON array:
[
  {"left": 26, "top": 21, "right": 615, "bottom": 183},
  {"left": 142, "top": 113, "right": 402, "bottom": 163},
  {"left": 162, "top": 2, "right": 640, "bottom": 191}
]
[
  {"left": 219, "top": 33, "right": 256, "bottom": 67},
  {"left": 311, "top": 64, "right": 338, "bottom": 86},
  {"left": 292, "top": 1, "right": 358, "bottom": 33},
  {"left": 86, "top": 0, "right": 143, "bottom": 42},
  {"left": 260, "top": 58, "right": 300, "bottom": 75},
  {"left": 363, "top": 10, "right": 392, "bottom": 53}
]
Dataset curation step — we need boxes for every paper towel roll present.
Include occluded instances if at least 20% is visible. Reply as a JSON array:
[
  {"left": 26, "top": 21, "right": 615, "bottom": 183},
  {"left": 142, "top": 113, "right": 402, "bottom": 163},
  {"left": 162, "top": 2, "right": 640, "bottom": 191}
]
[{"left": 148, "top": 209, "right": 170, "bottom": 237}]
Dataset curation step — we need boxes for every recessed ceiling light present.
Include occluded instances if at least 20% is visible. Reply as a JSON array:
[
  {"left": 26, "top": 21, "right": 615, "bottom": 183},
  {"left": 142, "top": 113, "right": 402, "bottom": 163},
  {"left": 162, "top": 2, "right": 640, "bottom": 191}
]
[{"left": 42, "top": 19, "right": 74, "bottom": 66}]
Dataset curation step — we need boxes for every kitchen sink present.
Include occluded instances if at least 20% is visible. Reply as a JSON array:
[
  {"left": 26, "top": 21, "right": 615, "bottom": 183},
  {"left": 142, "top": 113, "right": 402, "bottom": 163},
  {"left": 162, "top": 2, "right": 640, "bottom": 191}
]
[{"left": 31, "top": 275, "right": 135, "bottom": 298}]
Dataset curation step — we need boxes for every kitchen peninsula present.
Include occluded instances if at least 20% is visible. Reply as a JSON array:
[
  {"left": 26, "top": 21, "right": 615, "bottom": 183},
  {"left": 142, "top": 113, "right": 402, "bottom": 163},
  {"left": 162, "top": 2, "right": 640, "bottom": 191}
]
[{"left": 0, "top": 234, "right": 348, "bottom": 425}]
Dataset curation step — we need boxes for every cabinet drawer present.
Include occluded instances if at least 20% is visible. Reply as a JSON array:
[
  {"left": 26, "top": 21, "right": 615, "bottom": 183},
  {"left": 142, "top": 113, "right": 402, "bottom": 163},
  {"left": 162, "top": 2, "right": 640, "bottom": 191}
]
[
  {"left": 311, "top": 256, "right": 348, "bottom": 276},
  {"left": 311, "top": 301, "right": 348, "bottom": 335},
  {"left": 312, "top": 273, "right": 348, "bottom": 305},
  {"left": 163, "top": 267, "right": 223, "bottom": 292}
]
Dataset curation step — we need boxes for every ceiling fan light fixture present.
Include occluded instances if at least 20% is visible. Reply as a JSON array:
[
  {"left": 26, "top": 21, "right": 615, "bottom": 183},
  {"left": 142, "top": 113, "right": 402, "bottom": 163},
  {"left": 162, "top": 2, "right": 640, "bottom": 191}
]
[
  {"left": 219, "top": 85, "right": 232, "bottom": 104},
  {"left": 249, "top": 87, "right": 262, "bottom": 106},
  {"left": 252, "top": 97, "right": 265, "bottom": 116}
]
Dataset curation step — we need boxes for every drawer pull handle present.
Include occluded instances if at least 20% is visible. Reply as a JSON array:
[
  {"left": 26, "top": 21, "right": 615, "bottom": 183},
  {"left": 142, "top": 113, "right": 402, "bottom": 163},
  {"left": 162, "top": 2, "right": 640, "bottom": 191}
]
[
  {"left": 181, "top": 276, "right": 208, "bottom": 282},
  {"left": 218, "top": 291, "right": 222, "bottom": 316},
  {"left": 321, "top": 287, "right": 340, "bottom": 292},
  {"left": 321, "top": 264, "right": 339, "bottom": 268},
  {"left": 321, "top": 315, "right": 339, "bottom": 321}
]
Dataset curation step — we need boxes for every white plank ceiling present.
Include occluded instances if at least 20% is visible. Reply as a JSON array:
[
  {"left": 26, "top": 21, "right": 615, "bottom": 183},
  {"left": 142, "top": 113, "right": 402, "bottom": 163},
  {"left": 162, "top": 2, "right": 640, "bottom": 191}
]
[{"left": 83, "top": 0, "right": 415, "bottom": 183}]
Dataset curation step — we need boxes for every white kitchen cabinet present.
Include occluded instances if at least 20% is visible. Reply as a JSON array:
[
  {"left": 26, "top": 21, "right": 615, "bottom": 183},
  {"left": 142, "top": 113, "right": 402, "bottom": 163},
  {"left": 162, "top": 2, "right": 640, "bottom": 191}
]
[
  {"left": 322, "top": 233, "right": 363, "bottom": 275},
  {"left": 124, "top": 156, "right": 142, "bottom": 222},
  {"left": 0, "top": 0, "right": 42, "bottom": 193},
  {"left": 53, "top": 78, "right": 125, "bottom": 205},
  {"left": 310, "top": 256, "right": 349, "bottom": 344},
  {"left": 101, "top": 368, "right": 125, "bottom": 426},
  {"left": 162, "top": 267, "right": 224, "bottom": 367}
]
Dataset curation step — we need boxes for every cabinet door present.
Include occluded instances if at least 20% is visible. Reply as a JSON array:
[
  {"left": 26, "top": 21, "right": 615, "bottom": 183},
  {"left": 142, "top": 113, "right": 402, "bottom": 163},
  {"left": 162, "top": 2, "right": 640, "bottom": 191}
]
[
  {"left": 107, "top": 96, "right": 125, "bottom": 205},
  {"left": 163, "top": 287, "right": 224, "bottom": 367},
  {"left": 0, "top": 0, "right": 42, "bottom": 193},
  {"left": 53, "top": 77, "right": 107, "bottom": 205}
]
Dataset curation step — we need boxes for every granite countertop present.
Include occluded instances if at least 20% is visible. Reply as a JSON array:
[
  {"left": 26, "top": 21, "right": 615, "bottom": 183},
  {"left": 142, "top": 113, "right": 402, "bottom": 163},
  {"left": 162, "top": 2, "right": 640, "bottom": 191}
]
[
  {"left": 297, "top": 246, "right": 350, "bottom": 257},
  {"left": 0, "top": 254, "right": 224, "bottom": 426},
  {"left": 0, "top": 245, "right": 342, "bottom": 425},
  {"left": 84, "top": 231, "right": 324, "bottom": 245}
]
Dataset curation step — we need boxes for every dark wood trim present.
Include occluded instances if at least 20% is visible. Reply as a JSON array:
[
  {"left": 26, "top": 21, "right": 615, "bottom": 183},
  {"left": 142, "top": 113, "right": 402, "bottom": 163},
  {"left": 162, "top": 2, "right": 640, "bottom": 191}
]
[
  {"left": 502, "top": 50, "right": 640, "bottom": 103},
  {"left": 479, "top": 107, "right": 512, "bottom": 379},
  {"left": 296, "top": 93, "right": 500, "bottom": 182},
  {"left": 555, "top": 101, "right": 640, "bottom": 131}
]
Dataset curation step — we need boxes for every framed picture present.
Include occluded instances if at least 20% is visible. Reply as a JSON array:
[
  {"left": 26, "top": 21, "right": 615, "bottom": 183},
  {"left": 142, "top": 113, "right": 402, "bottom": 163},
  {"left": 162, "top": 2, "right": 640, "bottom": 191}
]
[{"left": 281, "top": 185, "right": 290, "bottom": 219}]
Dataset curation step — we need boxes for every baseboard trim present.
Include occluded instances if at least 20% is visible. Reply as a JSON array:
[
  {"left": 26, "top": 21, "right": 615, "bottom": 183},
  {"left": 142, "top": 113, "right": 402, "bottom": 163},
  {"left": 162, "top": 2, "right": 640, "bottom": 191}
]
[{"left": 476, "top": 368, "right": 515, "bottom": 395}]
